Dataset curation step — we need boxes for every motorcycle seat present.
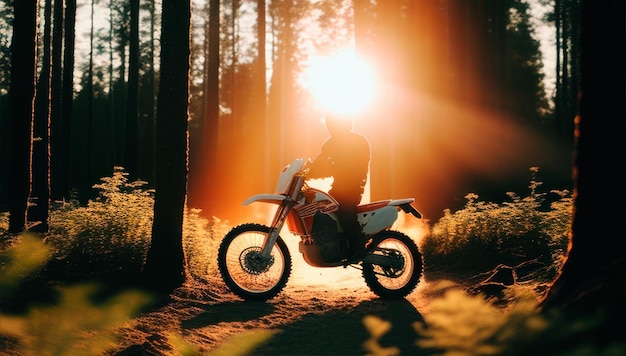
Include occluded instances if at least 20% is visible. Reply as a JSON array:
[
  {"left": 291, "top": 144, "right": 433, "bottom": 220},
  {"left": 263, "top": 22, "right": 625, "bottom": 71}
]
[{"left": 357, "top": 200, "right": 392, "bottom": 213}]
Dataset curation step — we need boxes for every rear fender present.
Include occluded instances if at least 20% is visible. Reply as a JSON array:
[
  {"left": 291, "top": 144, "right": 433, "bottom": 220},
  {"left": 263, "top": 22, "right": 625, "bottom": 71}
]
[{"left": 389, "top": 199, "right": 422, "bottom": 219}]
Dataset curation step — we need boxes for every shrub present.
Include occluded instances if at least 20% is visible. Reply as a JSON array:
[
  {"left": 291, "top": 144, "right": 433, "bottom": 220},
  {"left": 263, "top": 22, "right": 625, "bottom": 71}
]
[
  {"left": 422, "top": 167, "right": 571, "bottom": 280},
  {"left": 45, "top": 167, "right": 154, "bottom": 278},
  {"left": 182, "top": 208, "right": 228, "bottom": 284}
]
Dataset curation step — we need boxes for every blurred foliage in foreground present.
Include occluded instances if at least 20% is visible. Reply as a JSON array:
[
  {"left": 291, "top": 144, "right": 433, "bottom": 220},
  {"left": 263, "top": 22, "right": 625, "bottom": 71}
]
[
  {"left": 0, "top": 235, "right": 152, "bottom": 355},
  {"left": 414, "top": 283, "right": 623, "bottom": 356},
  {"left": 362, "top": 282, "right": 624, "bottom": 356}
]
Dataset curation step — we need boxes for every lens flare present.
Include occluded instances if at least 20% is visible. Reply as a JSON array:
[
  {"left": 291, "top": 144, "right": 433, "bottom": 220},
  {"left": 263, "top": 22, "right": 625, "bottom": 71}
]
[{"left": 301, "top": 48, "right": 377, "bottom": 116}]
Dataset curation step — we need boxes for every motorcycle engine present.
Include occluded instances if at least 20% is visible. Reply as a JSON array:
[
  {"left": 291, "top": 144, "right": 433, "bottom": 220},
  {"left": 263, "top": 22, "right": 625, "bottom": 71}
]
[{"left": 310, "top": 211, "right": 346, "bottom": 262}]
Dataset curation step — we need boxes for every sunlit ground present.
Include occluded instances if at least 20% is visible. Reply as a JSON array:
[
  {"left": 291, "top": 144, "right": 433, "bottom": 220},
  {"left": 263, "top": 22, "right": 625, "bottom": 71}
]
[{"left": 283, "top": 232, "right": 363, "bottom": 288}]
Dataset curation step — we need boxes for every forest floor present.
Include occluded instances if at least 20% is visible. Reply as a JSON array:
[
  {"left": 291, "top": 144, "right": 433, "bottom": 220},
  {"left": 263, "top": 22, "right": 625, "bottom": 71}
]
[
  {"left": 0, "top": 223, "right": 527, "bottom": 356},
  {"left": 106, "top": 258, "right": 458, "bottom": 356}
]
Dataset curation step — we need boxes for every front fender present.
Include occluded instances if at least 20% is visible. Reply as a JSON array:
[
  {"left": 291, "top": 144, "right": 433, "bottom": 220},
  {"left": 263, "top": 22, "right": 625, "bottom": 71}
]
[{"left": 243, "top": 194, "right": 287, "bottom": 206}]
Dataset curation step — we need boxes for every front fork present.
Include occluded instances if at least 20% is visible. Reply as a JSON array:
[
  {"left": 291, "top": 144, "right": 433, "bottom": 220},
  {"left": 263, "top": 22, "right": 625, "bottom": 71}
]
[
  {"left": 259, "top": 199, "right": 295, "bottom": 259},
  {"left": 259, "top": 174, "right": 304, "bottom": 259}
]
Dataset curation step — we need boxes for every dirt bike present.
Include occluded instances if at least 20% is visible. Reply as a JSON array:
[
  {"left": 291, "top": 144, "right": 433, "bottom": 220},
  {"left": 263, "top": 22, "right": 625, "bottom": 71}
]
[{"left": 217, "top": 158, "right": 424, "bottom": 301}]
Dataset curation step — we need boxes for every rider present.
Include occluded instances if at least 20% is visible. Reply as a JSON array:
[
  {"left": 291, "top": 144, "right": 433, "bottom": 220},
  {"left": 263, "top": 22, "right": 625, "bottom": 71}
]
[{"left": 307, "top": 113, "right": 371, "bottom": 262}]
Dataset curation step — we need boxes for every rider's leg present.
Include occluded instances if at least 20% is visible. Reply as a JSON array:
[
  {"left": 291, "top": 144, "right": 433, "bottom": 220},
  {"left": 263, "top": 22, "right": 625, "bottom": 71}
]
[
  {"left": 330, "top": 188, "right": 367, "bottom": 259},
  {"left": 336, "top": 204, "right": 366, "bottom": 256}
]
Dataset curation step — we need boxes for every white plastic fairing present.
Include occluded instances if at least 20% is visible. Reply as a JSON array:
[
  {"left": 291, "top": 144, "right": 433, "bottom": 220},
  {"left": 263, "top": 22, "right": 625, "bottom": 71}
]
[
  {"left": 274, "top": 158, "right": 304, "bottom": 195},
  {"left": 358, "top": 206, "right": 398, "bottom": 235}
]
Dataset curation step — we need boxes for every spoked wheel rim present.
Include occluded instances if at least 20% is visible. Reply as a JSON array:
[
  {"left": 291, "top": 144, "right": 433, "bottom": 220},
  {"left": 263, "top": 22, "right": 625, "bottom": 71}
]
[
  {"left": 362, "top": 230, "right": 422, "bottom": 298},
  {"left": 223, "top": 230, "right": 287, "bottom": 294},
  {"left": 369, "top": 238, "right": 415, "bottom": 289}
]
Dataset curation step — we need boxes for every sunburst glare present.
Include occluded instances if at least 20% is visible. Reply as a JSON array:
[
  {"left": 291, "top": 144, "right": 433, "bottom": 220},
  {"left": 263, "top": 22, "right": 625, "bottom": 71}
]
[{"left": 300, "top": 48, "right": 377, "bottom": 116}]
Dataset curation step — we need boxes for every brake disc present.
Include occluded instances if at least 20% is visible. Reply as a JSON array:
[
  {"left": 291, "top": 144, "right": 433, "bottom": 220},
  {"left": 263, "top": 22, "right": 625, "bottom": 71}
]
[{"left": 240, "top": 247, "right": 275, "bottom": 275}]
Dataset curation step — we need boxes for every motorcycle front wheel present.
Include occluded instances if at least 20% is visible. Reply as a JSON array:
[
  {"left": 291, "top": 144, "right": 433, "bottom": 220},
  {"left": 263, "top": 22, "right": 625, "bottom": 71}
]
[
  {"left": 217, "top": 223, "right": 292, "bottom": 301},
  {"left": 362, "top": 230, "right": 423, "bottom": 299}
]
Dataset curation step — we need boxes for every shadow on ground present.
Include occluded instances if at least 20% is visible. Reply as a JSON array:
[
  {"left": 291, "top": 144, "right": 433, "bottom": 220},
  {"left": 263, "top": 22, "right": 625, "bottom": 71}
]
[{"left": 251, "top": 298, "right": 426, "bottom": 356}]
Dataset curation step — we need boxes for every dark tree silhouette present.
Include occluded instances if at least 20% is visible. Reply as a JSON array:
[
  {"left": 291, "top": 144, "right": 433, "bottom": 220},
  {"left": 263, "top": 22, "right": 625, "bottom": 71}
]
[
  {"left": 138, "top": 0, "right": 157, "bottom": 183},
  {"left": 56, "top": 0, "right": 77, "bottom": 201},
  {"left": 29, "top": 0, "right": 52, "bottom": 233},
  {"left": 189, "top": 0, "right": 220, "bottom": 216},
  {"left": 76, "top": 0, "right": 96, "bottom": 204},
  {"left": 49, "top": 0, "right": 64, "bottom": 202},
  {"left": 142, "top": 0, "right": 191, "bottom": 292},
  {"left": 7, "top": 0, "right": 37, "bottom": 233},
  {"left": 540, "top": 0, "right": 625, "bottom": 346},
  {"left": 124, "top": 0, "right": 140, "bottom": 179},
  {"left": 553, "top": 0, "right": 581, "bottom": 137}
]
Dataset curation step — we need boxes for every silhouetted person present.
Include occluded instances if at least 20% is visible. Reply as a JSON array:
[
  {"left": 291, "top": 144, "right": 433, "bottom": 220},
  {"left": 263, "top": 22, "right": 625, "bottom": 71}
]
[{"left": 307, "top": 113, "right": 371, "bottom": 261}]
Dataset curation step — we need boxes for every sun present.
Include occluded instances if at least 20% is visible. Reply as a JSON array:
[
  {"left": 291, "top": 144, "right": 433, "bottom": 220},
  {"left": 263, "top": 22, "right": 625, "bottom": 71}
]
[{"left": 300, "top": 48, "right": 377, "bottom": 116}]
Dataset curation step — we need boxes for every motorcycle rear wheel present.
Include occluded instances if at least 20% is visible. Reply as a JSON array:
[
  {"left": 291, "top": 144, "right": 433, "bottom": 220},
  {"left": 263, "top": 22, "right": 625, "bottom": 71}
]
[
  {"left": 217, "top": 223, "right": 292, "bottom": 301},
  {"left": 362, "top": 230, "right": 423, "bottom": 299}
]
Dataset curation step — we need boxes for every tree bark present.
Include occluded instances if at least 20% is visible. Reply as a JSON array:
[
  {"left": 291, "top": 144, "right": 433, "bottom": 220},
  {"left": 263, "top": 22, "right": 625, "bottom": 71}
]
[
  {"left": 185, "top": 0, "right": 219, "bottom": 214},
  {"left": 7, "top": 0, "right": 37, "bottom": 233},
  {"left": 124, "top": 0, "right": 140, "bottom": 179},
  {"left": 57, "top": 0, "right": 77, "bottom": 201},
  {"left": 50, "top": 0, "right": 64, "bottom": 192},
  {"left": 539, "top": 0, "right": 625, "bottom": 346},
  {"left": 29, "top": 0, "right": 52, "bottom": 233},
  {"left": 142, "top": 0, "right": 191, "bottom": 293}
]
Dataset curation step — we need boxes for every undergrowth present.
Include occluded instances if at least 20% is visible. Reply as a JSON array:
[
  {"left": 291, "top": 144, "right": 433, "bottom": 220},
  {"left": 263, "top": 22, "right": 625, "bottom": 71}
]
[
  {"left": 17, "top": 166, "right": 225, "bottom": 282},
  {"left": 45, "top": 167, "right": 154, "bottom": 277},
  {"left": 422, "top": 167, "right": 571, "bottom": 283}
]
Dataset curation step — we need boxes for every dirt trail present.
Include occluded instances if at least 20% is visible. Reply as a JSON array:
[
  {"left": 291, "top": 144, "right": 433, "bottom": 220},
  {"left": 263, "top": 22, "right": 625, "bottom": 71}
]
[{"left": 110, "top": 258, "right": 440, "bottom": 356}]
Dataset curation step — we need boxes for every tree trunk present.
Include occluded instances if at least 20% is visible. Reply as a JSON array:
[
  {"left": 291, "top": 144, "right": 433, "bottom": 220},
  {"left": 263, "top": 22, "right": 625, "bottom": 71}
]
[
  {"left": 50, "top": 0, "right": 64, "bottom": 195},
  {"left": 57, "top": 0, "right": 77, "bottom": 201},
  {"left": 142, "top": 0, "right": 191, "bottom": 293},
  {"left": 29, "top": 0, "right": 52, "bottom": 233},
  {"left": 125, "top": 0, "right": 140, "bottom": 179},
  {"left": 77, "top": 0, "right": 96, "bottom": 204},
  {"left": 187, "top": 0, "right": 220, "bottom": 215},
  {"left": 539, "top": 0, "right": 625, "bottom": 346},
  {"left": 7, "top": 0, "right": 37, "bottom": 233},
  {"left": 142, "top": 0, "right": 157, "bottom": 184},
  {"left": 255, "top": 0, "right": 267, "bottom": 190}
]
